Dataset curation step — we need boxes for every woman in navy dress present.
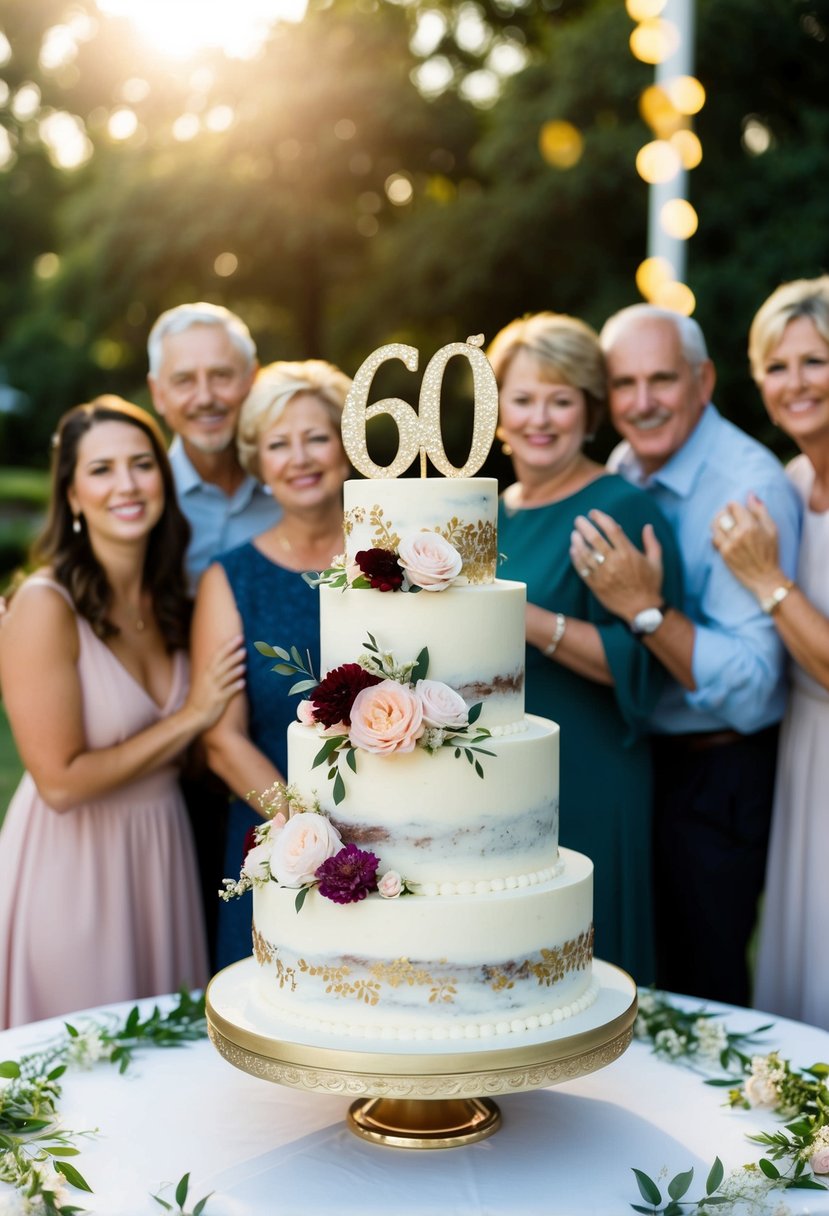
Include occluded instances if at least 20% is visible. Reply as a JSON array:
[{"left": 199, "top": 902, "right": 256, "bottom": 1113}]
[{"left": 191, "top": 360, "right": 352, "bottom": 969}]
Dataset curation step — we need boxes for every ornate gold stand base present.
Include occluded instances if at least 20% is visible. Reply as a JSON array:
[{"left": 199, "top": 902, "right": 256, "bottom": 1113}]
[
  {"left": 347, "top": 1096, "right": 501, "bottom": 1149},
  {"left": 206, "top": 957, "right": 637, "bottom": 1151}
]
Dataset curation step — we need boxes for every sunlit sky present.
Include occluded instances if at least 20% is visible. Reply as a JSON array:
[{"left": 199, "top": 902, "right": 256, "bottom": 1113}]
[{"left": 95, "top": 0, "right": 308, "bottom": 59}]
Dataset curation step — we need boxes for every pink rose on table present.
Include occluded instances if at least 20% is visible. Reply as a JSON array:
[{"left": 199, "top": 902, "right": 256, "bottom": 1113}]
[
  {"left": 348, "top": 679, "right": 425, "bottom": 754},
  {"left": 270, "top": 812, "right": 343, "bottom": 887},
  {"left": 415, "top": 679, "right": 469, "bottom": 730},
  {"left": 397, "top": 532, "right": 462, "bottom": 591},
  {"left": 378, "top": 870, "right": 403, "bottom": 899},
  {"left": 810, "top": 1145, "right": 829, "bottom": 1175}
]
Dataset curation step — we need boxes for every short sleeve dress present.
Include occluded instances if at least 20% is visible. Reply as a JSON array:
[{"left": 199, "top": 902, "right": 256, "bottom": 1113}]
[
  {"left": 0, "top": 579, "right": 208, "bottom": 1029},
  {"left": 213, "top": 543, "right": 321, "bottom": 971},
  {"left": 498, "top": 474, "right": 683, "bottom": 984}
]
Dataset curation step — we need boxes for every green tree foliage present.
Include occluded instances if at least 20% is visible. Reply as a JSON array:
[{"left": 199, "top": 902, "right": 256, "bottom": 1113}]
[{"left": 1, "top": 0, "right": 828, "bottom": 467}]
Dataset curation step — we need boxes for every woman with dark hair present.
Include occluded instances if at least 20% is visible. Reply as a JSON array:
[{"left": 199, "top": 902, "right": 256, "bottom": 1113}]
[{"left": 0, "top": 396, "right": 246, "bottom": 1028}]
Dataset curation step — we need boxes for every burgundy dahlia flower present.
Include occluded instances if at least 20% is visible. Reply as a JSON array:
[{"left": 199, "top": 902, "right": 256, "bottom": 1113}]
[
  {"left": 311, "top": 663, "right": 382, "bottom": 728},
  {"left": 316, "top": 843, "right": 380, "bottom": 904},
  {"left": 354, "top": 547, "right": 405, "bottom": 592}
]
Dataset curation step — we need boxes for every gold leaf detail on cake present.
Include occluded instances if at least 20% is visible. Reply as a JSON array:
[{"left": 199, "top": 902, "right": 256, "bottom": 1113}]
[
  {"left": 434, "top": 518, "right": 497, "bottom": 584},
  {"left": 370, "top": 958, "right": 436, "bottom": 989},
  {"left": 367, "top": 506, "right": 400, "bottom": 553},
  {"left": 252, "top": 925, "right": 273, "bottom": 966},
  {"left": 351, "top": 979, "right": 382, "bottom": 1006},
  {"left": 428, "top": 979, "right": 458, "bottom": 1005},
  {"left": 342, "top": 506, "right": 365, "bottom": 538}
]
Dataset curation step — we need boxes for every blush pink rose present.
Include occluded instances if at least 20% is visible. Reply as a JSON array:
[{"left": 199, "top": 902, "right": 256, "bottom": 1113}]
[
  {"left": 397, "top": 532, "right": 462, "bottom": 591},
  {"left": 297, "top": 699, "right": 318, "bottom": 727},
  {"left": 811, "top": 1146, "right": 829, "bottom": 1176},
  {"left": 348, "top": 679, "right": 424, "bottom": 754},
  {"left": 744, "top": 1074, "right": 779, "bottom": 1110},
  {"left": 378, "top": 870, "right": 403, "bottom": 899},
  {"left": 270, "top": 812, "right": 343, "bottom": 887},
  {"left": 415, "top": 679, "right": 469, "bottom": 730}
]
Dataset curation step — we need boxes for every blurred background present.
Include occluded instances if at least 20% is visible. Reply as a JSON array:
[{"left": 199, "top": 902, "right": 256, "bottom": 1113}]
[{"left": 1, "top": 0, "right": 829, "bottom": 800}]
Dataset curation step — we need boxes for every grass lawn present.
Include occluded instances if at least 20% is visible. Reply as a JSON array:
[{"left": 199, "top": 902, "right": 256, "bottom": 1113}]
[{"left": 0, "top": 702, "right": 22, "bottom": 828}]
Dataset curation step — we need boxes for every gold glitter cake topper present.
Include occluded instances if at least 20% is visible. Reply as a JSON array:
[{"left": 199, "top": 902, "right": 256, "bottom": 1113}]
[{"left": 341, "top": 336, "right": 498, "bottom": 479}]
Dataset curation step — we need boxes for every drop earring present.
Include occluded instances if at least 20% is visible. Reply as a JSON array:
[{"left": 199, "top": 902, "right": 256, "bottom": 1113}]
[
  {"left": 72, "top": 514, "right": 82, "bottom": 534},
  {"left": 495, "top": 426, "right": 512, "bottom": 458}
]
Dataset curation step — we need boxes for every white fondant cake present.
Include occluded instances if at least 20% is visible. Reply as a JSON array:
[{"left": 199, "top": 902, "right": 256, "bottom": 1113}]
[{"left": 251, "top": 476, "right": 595, "bottom": 1041}]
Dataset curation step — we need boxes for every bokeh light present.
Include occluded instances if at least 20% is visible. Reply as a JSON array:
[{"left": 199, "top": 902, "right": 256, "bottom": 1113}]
[
  {"left": 38, "top": 111, "right": 93, "bottom": 169},
  {"left": 742, "top": 117, "right": 772, "bottom": 156},
  {"left": 539, "top": 120, "right": 584, "bottom": 169},
  {"left": 108, "top": 107, "right": 138, "bottom": 140},
  {"left": 385, "top": 173, "right": 414, "bottom": 206},
  {"left": 660, "top": 197, "right": 699, "bottom": 239},
  {"left": 636, "top": 256, "right": 674, "bottom": 301},
  {"left": 635, "top": 139, "right": 681, "bottom": 184},
  {"left": 214, "top": 252, "right": 238, "bottom": 277},
  {"left": 639, "top": 85, "right": 682, "bottom": 137},
  {"left": 665, "top": 75, "right": 706, "bottom": 115},
  {"left": 626, "top": 0, "right": 666, "bottom": 19},
  {"left": 629, "top": 18, "right": 680, "bottom": 65},
  {"left": 34, "top": 252, "right": 61, "bottom": 280},
  {"left": 670, "top": 128, "right": 703, "bottom": 169},
  {"left": 653, "top": 280, "right": 696, "bottom": 314}
]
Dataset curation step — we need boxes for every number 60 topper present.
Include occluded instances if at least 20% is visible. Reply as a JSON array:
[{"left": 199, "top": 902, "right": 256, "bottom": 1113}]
[{"left": 340, "top": 335, "right": 499, "bottom": 480}]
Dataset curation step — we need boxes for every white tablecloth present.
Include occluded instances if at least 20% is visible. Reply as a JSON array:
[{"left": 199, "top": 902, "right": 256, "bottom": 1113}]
[{"left": 2, "top": 993, "right": 829, "bottom": 1216}]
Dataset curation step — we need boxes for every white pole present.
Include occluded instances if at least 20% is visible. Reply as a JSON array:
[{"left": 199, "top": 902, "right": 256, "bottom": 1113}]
[{"left": 648, "top": 0, "right": 695, "bottom": 283}]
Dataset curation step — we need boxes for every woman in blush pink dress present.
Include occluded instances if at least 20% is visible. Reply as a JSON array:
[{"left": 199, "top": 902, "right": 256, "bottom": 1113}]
[
  {"left": 0, "top": 396, "right": 246, "bottom": 1029},
  {"left": 712, "top": 276, "right": 829, "bottom": 1029}
]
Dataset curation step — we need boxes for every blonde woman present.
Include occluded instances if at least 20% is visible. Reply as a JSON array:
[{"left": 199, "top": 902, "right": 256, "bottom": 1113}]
[
  {"left": 489, "top": 312, "right": 683, "bottom": 983},
  {"left": 712, "top": 276, "right": 829, "bottom": 1027},
  {"left": 191, "top": 360, "right": 352, "bottom": 969}
]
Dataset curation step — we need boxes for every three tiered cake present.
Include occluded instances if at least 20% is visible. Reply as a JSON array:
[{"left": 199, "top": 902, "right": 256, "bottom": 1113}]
[{"left": 249, "top": 474, "right": 597, "bottom": 1042}]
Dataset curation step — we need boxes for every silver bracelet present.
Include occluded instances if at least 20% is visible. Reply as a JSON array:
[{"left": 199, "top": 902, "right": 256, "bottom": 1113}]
[{"left": 543, "top": 613, "right": 566, "bottom": 658}]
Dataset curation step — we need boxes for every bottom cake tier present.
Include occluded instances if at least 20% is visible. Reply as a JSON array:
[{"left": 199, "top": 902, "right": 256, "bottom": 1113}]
[{"left": 251, "top": 848, "right": 595, "bottom": 1042}]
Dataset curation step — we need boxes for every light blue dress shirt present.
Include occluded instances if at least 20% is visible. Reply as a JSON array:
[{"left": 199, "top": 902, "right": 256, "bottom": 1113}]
[
  {"left": 168, "top": 438, "right": 282, "bottom": 592},
  {"left": 608, "top": 404, "right": 803, "bottom": 734}
]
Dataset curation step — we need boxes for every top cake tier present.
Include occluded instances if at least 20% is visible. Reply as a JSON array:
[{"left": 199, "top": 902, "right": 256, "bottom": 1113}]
[{"left": 343, "top": 476, "right": 498, "bottom": 585}]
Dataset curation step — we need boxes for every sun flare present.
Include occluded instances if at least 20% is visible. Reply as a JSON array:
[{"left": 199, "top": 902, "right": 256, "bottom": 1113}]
[{"left": 95, "top": 0, "right": 307, "bottom": 60}]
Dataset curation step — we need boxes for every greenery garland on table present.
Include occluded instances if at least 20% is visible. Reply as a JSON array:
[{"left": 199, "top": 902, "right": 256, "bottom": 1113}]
[
  {"left": 631, "top": 990, "right": 829, "bottom": 1214},
  {"left": 0, "top": 990, "right": 212, "bottom": 1216}
]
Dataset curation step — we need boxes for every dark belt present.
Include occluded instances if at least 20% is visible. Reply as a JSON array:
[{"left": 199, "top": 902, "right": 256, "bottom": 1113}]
[{"left": 654, "top": 728, "right": 744, "bottom": 753}]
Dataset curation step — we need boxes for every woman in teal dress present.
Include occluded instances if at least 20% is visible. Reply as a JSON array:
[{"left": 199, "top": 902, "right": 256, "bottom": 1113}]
[{"left": 489, "top": 313, "right": 682, "bottom": 983}]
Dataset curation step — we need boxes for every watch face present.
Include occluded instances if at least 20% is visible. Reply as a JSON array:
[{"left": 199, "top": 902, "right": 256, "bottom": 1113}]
[{"left": 632, "top": 607, "right": 664, "bottom": 635}]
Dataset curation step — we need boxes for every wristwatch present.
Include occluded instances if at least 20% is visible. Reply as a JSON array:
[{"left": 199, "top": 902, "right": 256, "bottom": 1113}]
[{"left": 629, "top": 602, "right": 668, "bottom": 637}]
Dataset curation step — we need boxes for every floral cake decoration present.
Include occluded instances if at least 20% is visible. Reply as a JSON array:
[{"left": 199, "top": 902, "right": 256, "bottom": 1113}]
[
  {"left": 305, "top": 528, "right": 464, "bottom": 594},
  {"left": 255, "top": 632, "right": 494, "bottom": 805},
  {"left": 220, "top": 783, "right": 408, "bottom": 912}
]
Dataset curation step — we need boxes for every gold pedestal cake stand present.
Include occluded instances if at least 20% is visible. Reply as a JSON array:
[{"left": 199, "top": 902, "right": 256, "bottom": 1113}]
[{"left": 206, "top": 957, "right": 637, "bottom": 1150}]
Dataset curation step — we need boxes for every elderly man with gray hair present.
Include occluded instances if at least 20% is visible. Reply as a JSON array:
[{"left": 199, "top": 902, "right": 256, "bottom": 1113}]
[
  {"left": 568, "top": 304, "right": 802, "bottom": 1007},
  {"left": 148, "top": 302, "right": 281, "bottom": 591}
]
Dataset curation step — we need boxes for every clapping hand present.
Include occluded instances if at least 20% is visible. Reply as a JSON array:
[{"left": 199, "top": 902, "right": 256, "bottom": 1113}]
[{"left": 570, "top": 508, "right": 665, "bottom": 619}]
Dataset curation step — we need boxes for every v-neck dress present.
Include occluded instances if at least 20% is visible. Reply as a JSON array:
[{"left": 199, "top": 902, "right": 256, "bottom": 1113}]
[{"left": 0, "top": 578, "right": 208, "bottom": 1029}]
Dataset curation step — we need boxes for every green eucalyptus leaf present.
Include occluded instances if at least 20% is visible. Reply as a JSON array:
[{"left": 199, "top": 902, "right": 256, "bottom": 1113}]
[
  {"left": 706, "top": 1157, "right": 724, "bottom": 1194},
  {"left": 254, "top": 641, "right": 277, "bottom": 657},
  {"left": 64, "top": 1022, "right": 79, "bottom": 1038},
  {"left": 175, "top": 1172, "right": 190, "bottom": 1207},
  {"left": 45, "top": 1146, "right": 81, "bottom": 1157},
  {"left": 346, "top": 748, "right": 357, "bottom": 773},
  {"left": 193, "top": 1195, "right": 215, "bottom": 1216},
  {"left": 333, "top": 769, "right": 346, "bottom": 805},
  {"left": 668, "top": 1168, "right": 694, "bottom": 1200},
  {"left": 152, "top": 1199, "right": 173, "bottom": 1212},
  {"left": 0, "top": 1061, "right": 20, "bottom": 1078},
  {"left": 352, "top": 576, "right": 371, "bottom": 589},
  {"left": 313, "top": 736, "right": 345, "bottom": 766},
  {"left": 272, "top": 663, "right": 297, "bottom": 676},
  {"left": 54, "top": 1160, "right": 93, "bottom": 1192},
  {"left": 290, "top": 646, "right": 304, "bottom": 668},
  {"left": 290, "top": 679, "right": 318, "bottom": 695},
  {"left": 474, "top": 759, "right": 484, "bottom": 778},
  {"left": 632, "top": 1168, "right": 662, "bottom": 1205},
  {"left": 295, "top": 885, "right": 310, "bottom": 913},
  {"left": 789, "top": 1178, "right": 829, "bottom": 1190},
  {"left": 412, "top": 646, "right": 429, "bottom": 681},
  {"left": 467, "top": 702, "right": 482, "bottom": 725},
  {"left": 758, "top": 1158, "right": 780, "bottom": 1179}
]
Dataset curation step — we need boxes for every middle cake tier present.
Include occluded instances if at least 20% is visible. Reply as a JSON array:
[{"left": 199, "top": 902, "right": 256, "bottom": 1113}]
[
  {"left": 319, "top": 579, "right": 526, "bottom": 728},
  {"left": 286, "top": 713, "right": 559, "bottom": 890}
]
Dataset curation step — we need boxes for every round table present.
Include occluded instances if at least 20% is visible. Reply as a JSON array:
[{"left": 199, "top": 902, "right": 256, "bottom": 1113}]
[{"left": 1, "top": 992, "right": 828, "bottom": 1215}]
